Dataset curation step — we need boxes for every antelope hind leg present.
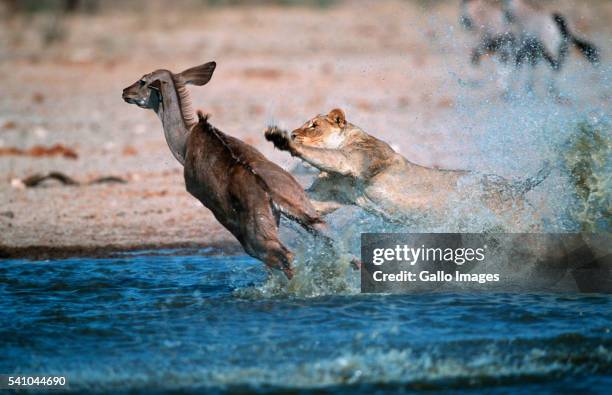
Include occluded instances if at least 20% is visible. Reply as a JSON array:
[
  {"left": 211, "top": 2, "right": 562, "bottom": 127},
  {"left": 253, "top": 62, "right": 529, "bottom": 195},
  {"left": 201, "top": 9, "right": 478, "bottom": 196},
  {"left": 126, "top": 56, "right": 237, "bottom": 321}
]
[{"left": 262, "top": 238, "right": 295, "bottom": 280}]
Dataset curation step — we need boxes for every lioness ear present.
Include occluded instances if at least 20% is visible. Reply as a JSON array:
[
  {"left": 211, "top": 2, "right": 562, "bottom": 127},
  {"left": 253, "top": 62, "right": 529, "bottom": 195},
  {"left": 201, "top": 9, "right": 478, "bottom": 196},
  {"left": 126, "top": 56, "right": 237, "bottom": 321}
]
[
  {"left": 328, "top": 108, "right": 346, "bottom": 127},
  {"left": 178, "top": 61, "right": 216, "bottom": 86}
]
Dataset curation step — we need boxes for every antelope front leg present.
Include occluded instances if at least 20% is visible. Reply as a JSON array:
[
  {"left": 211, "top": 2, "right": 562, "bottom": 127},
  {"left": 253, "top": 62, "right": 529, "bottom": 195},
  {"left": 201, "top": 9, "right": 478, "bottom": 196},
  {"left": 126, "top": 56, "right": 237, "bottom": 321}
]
[{"left": 264, "top": 126, "right": 356, "bottom": 176}]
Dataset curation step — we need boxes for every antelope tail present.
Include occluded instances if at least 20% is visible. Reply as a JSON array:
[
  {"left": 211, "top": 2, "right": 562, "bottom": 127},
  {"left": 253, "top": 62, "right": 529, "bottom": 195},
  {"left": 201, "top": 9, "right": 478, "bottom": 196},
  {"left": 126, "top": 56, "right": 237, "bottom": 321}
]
[
  {"left": 514, "top": 161, "right": 553, "bottom": 196},
  {"left": 553, "top": 13, "right": 600, "bottom": 64}
]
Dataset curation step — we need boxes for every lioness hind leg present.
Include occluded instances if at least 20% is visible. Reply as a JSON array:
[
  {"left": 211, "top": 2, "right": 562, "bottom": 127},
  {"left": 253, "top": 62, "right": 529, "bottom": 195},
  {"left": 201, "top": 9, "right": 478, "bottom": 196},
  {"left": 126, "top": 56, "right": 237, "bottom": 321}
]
[
  {"left": 311, "top": 200, "right": 343, "bottom": 216},
  {"left": 307, "top": 221, "right": 362, "bottom": 271}
]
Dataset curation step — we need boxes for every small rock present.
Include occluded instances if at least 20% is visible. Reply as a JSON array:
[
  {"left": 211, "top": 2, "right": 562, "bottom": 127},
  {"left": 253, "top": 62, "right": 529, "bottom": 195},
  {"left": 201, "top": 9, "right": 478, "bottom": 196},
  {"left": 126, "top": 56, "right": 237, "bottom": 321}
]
[
  {"left": 32, "top": 92, "right": 45, "bottom": 104},
  {"left": 70, "top": 48, "right": 94, "bottom": 64},
  {"left": 134, "top": 124, "right": 147, "bottom": 135},
  {"left": 122, "top": 146, "right": 138, "bottom": 156},
  {"left": 0, "top": 211, "right": 14, "bottom": 219},
  {"left": 33, "top": 126, "right": 49, "bottom": 139},
  {"left": 10, "top": 178, "right": 25, "bottom": 189},
  {"left": 3, "top": 121, "right": 16, "bottom": 130}
]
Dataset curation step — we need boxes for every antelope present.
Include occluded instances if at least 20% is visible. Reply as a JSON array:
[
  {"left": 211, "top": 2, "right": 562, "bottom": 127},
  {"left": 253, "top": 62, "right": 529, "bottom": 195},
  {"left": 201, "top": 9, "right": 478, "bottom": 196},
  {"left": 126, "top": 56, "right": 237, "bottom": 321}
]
[
  {"left": 460, "top": 0, "right": 600, "bottom": 96},
  {"left": 122, "top": 62, "right": 331, "bottom": 279}
]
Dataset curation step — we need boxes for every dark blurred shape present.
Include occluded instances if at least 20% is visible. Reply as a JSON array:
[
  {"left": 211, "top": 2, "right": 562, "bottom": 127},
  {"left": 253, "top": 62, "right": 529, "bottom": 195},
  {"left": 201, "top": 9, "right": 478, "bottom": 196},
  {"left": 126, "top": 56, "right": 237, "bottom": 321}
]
[
  {"left": 1, "top": 0, "right": 98, "bottom": 13},
  {"left": 568, "top": 234, "right": 612, "bottom": 293},
  {"left": 203, "top": 0, "right": 336, "bottom": 6},
  {"left": 2, "top": 0, "right": 334, "bottom": 13},
  {"left": 0, "top": 144, "right": 78, "bottom": 159},
  {"left": 21, "top": 171, "right": 126, "bottom": 187},
  {"left": 22, "top": 171, "right": 79, "bottom": 187}
]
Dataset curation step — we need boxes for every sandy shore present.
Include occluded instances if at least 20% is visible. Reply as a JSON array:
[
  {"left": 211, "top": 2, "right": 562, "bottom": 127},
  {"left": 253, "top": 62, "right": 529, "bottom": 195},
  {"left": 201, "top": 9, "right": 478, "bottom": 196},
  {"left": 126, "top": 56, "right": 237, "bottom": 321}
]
[{"left": 1, "top": 1, "right": 610, "bottom": 258}]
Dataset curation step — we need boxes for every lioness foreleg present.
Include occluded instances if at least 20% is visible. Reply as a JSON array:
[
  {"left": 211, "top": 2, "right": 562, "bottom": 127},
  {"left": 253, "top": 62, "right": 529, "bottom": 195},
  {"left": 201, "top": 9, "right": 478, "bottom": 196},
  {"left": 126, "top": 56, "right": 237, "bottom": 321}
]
[{"left": 265, "top": 126, "right": 357, "bottom": 176}]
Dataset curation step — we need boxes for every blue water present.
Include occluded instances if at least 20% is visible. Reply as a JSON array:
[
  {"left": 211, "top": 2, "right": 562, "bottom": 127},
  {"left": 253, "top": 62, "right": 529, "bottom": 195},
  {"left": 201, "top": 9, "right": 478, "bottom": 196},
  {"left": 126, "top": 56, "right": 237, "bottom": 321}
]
[{"left": 1, "top": 252, "right": 611, "bottom": 394}]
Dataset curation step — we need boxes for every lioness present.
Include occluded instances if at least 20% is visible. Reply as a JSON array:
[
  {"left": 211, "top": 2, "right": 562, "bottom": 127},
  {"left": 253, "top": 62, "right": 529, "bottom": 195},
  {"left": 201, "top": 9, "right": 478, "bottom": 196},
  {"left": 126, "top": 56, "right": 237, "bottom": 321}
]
[{"left": 265, "top": 108, "right": 550, "bottom": 230}]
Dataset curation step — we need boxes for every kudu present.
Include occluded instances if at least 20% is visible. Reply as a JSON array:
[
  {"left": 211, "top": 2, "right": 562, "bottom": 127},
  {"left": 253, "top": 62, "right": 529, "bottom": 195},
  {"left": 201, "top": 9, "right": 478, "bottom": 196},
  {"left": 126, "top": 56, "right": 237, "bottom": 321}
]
[{"left": 122, "top": 61, "right": 329, "bottom": 279}]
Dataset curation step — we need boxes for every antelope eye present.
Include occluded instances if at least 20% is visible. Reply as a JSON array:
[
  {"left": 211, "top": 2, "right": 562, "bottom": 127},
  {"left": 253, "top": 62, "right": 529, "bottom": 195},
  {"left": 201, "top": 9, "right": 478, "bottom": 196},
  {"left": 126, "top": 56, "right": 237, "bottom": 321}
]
[{"left": 138, "top": 80, "right": 146, "bottom": 87}]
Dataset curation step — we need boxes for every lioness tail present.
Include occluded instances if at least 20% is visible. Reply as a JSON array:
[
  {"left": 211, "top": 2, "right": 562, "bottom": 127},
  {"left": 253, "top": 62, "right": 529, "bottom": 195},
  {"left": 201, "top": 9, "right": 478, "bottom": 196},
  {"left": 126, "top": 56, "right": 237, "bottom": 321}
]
[{"left": 515, "top": 161, "right": 553, "bottom": 195}]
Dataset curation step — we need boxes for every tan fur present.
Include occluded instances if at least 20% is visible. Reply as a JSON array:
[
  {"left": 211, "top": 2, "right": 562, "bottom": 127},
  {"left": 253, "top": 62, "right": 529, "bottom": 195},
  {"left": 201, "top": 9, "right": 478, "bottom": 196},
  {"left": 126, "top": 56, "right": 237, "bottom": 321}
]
[{"left": 266, "top": 109, "right": 546, "bottom": 230}]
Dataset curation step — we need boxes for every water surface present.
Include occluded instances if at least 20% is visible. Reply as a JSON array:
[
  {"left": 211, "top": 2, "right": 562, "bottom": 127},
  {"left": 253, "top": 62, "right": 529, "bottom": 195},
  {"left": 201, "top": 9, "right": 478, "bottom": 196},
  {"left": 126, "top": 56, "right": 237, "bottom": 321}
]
[{"left": 1, "top": 252, "right": 611, "bottom": 394}]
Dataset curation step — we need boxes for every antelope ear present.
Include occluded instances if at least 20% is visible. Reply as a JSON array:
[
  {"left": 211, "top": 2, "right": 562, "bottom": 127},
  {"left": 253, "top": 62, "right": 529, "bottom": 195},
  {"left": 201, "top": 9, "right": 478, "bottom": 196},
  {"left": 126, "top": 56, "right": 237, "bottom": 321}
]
[
  {"left": 148, "top": 79, "right": 162, "bottom": 91},
  {"left": 178, "top": 61, "right": 216, "bottom": 86},
  {"left": 328, "top": 108, "right": 346, "bottom": 127}
]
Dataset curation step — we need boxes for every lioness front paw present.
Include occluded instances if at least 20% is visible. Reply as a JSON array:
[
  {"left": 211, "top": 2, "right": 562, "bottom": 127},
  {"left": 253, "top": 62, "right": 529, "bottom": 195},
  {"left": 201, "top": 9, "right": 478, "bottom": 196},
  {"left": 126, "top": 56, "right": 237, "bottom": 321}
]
[{"left": 264, "top": 126, "right": 292, "bottom": 151}]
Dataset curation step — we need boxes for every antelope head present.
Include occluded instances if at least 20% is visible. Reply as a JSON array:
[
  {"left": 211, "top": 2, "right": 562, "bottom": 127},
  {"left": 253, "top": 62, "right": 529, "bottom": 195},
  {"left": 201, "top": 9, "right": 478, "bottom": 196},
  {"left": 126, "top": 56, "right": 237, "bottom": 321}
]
[
  {"left": 122, "top": 61, "right": 217, "bottom": 165},
  {"left": 122, "top": 61, "right": 217, "bottom": 111}
]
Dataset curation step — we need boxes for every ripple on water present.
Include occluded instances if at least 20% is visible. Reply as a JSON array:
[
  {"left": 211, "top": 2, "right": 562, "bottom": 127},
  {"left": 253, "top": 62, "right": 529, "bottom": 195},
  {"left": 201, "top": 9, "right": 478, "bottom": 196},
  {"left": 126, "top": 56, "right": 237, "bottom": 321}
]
[{"left": 1, "top": 253, "right": 611, "bottom": 393}]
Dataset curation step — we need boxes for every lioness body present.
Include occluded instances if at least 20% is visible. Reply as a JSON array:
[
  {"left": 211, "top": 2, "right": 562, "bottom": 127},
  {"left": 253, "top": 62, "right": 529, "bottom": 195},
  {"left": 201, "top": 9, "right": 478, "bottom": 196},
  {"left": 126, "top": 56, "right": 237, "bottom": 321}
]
[{"left": 266, "top": 109, "right": 548, "bottom": 230}]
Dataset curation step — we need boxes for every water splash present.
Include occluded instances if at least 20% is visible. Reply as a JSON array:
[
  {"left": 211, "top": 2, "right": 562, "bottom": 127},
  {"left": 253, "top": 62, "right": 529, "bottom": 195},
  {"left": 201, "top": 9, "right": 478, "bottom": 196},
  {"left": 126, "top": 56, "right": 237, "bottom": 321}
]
[
  {"left": 561, "top": 120, "right": 611, "bottom": 232},
  {"left": 239, "top": 19, "right": 612, "bottom": 297},
  {"left": 236, "top": 233, "right": 361, "bottom": 298}
]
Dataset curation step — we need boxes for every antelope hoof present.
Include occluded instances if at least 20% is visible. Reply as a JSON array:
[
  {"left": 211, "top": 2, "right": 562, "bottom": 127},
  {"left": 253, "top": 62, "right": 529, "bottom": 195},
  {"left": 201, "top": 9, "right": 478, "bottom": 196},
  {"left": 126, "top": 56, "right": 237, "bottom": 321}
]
[{"left": 281, "top": 265, "right": 294, "bottom": 280}]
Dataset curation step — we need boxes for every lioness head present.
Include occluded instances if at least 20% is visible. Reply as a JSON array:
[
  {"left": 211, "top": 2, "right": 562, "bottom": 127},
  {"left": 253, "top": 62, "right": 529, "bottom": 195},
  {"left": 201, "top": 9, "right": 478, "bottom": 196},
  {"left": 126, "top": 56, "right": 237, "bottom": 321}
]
[{"left": 291, "top": 108, "right": 348, "bottom": 148}]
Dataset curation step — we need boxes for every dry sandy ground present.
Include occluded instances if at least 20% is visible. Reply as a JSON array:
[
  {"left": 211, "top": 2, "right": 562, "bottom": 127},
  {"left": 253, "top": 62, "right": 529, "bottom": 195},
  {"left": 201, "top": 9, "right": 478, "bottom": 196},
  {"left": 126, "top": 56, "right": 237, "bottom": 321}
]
[{"left": 1, "top": 0, "right": 610, "bottom": 258}]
